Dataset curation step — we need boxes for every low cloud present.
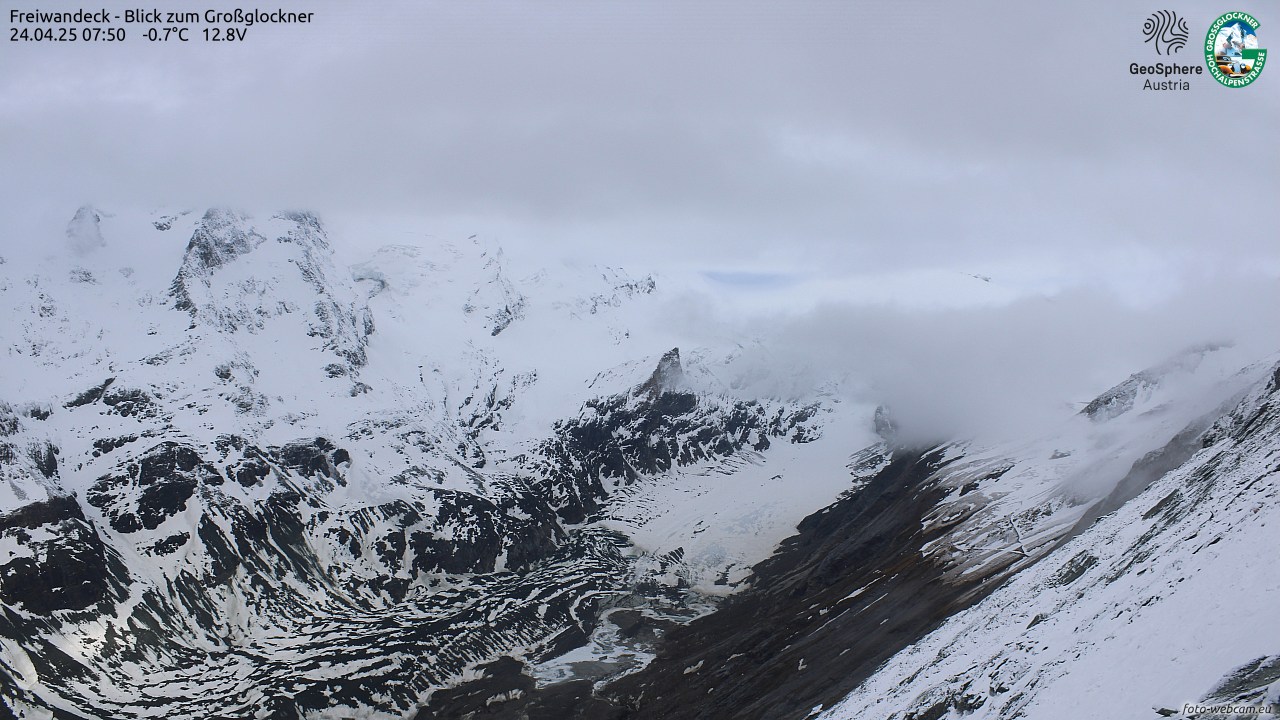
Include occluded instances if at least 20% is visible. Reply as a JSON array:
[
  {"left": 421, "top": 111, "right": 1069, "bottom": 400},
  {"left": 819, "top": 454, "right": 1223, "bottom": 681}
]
[{"left": 718, "top": 276, "right": 1280, "bottom": 445}]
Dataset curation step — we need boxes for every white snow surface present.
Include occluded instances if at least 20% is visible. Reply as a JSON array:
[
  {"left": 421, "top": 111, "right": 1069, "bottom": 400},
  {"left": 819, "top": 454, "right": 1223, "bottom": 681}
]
[
  {"left": 820, "top": 363, "right": 1280, "bottom": 719},
  {"left": 601, "top": 400, "right": 874, "bottom": 593}
]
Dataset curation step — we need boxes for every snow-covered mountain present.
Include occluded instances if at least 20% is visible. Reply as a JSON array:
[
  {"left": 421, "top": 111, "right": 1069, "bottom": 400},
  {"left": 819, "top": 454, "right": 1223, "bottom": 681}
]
[
  {"left": 0, "top": 208, "right": 871, "bottom": 718},
  {"left": 819, "top": 359, "right": 1280, "bottom": 720},
  {"left": 1, "top": 207, "right": 1276, "bottom": 720}
]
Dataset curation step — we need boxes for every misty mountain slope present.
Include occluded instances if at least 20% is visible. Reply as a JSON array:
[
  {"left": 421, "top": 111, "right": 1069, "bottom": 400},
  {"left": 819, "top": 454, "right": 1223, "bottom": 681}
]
[
  {"left": 0, "top": 208, "right": 877, "bottom": 719},
  {"left": 392, "top": 347, "right": 1276, "bottom": 720},
  {"left": 909, "top": 343, "right": 1265, "bottom": 587},
  {"left": 817, "top": 362, "right": 1280, "bottom": 720}
]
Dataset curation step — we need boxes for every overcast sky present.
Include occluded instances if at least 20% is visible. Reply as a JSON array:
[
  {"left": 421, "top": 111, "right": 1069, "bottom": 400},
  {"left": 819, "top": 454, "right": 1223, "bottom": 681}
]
[
  {"left": 3, "top": 0, "right": 1276, "bottom": 286},
  {"left": 2, "top": 0, "right": 1278, "bottom": 433}
]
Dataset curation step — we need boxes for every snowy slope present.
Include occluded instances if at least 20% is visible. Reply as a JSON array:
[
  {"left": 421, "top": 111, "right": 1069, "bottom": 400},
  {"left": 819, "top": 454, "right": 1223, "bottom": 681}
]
[
  {"left": 0, "top": 207, "right": 873, "bottom": 719},
  {"left": 819, "top": 362, "right": 1280, "bottom": 720},
  {"left": 462, "top": 344, "right": 1271, "bottom": 720}
]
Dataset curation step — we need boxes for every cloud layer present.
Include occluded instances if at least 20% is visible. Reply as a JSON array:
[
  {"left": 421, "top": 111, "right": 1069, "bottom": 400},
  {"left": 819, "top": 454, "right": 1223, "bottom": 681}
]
[
  {"left": 2, "top": 0, "right": 1276, "bottom": 287},
  {"left": 2, "top": 0, "right": 1277, "bottom": 445}
]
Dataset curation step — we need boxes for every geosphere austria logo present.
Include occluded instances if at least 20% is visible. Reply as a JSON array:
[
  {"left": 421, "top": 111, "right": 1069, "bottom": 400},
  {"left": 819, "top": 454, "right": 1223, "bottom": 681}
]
[
  {"left": 1143, "top": 10, "right": 1189, "bottom": 54},
  {"left": 1206, "top": 12, "right": 1267, "bottom": 87}
]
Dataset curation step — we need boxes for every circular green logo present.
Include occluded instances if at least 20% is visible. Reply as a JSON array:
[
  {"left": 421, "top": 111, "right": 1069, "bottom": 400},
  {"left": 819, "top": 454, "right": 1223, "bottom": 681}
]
[{"left": 1205, "top": 12, "right": 1267, "bottom": 87}]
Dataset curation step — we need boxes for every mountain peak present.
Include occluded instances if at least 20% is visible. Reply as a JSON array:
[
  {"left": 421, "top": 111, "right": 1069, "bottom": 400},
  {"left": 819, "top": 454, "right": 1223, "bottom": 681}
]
[
  {"left": 164, "top": 209, "right": 373, "bottom": 373},
  {"left": 639, "top": 347, "right": 685, "bottom": 396},
  {"left": 170, "top": 209, "right": 260, "bottom": 313},
  {"left": 1082, "top": 342, "right": 1228, "bottom": 421},
  {"left": 65, "top": 205, "right": 105, "bottom": 255}
]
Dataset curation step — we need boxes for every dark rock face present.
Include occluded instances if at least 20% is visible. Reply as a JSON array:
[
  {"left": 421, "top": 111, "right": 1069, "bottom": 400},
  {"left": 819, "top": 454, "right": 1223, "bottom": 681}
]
[
  {"left": 489, "top": 302, "right": 524, "bottom": 337},
  {"left": 412, "top": 656, "right": 535, "bottom": 719},
  {"left": 150, "top": 532, "right": 189, "bottom": 556},
  {"left": 0, "top": 403, "right": 19, "bottom": 437},
  {"left": 442, "top": 447, "right": 1024, "bottom": 720},
  {"left": 86, "top": 441, "right": 220, "bottom": 533},
  {"left": 277, "top": 437, "right": 346, "bottom": 480},
  {"left": 100, "top": 387, "right": 157, "bottom": 418},
  {"left": 639, "top": 348, "right": 685, "bottom": 396},
  {"left": 0, "top": 494, "right": 83, "bottom": 531},
  {"left": 65, "top": 377, "right": 116, "bottom": 408},
  {"left": 597, "top": 450, "right": 969, "bottom": 720},
  {"left": 27, "top": 442, "right": 58, "bottom": 479},
  {"left": 92, "top": 435, "right": 138, "bottom": 458},
  {"left": 413, "top": 657, "right": 628, "bottom": 720},
  {"left": 529, "top": 388, "right": 819, "bottom": 523},
  {"left": 421, "top": 488, "right": 560, "bottom": 575},
  {"left": 152, "top": 212, "right": 184, "bottom": 231},
  {"left": 525, "top": 347, "right": 820, "bottom": 523},
  {"left": 328, "top": 485, "right": 565, "bottom": 586},
  {"left": 170, "top": 208, "right": 261, "bottom": 312},
  {"left": 1198, "top": 655, "right": 1280, "bottom": 712},
  {"left": 215, "top": 434, "right": 277, "bottom": 487},
  {"left": 0, "top": 496, "right": 122, "bottom": 614}
]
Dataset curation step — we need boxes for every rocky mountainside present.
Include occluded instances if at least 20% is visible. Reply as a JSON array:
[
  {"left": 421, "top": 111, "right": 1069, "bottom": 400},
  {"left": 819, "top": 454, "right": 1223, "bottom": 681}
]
[
  {"left": 0, "top": 208, "right": 868, "bottom": 718},
  {"left": 0, "top": 207, "right": 1276, "bottom": 720},
  {"left": 405, "top": 345, "right": 1279, "bottom": 720},
  {"left": 818, "top": 360, "right": 1280, "bottom": 720}
]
